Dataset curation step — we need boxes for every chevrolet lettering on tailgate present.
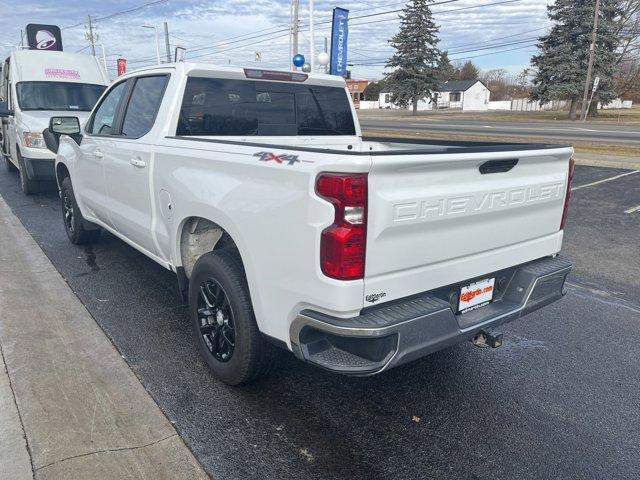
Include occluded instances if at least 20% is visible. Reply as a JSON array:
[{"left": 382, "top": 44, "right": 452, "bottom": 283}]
[{"left": 393, "top": 182, "right": 564, "bottom": 222}]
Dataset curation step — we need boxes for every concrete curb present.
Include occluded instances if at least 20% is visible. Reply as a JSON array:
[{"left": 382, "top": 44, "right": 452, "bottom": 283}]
[{"left": 0, "top": 194, "right": 209, "bottom": 479}]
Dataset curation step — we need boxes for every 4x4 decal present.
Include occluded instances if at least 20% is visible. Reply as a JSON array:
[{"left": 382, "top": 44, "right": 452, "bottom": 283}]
[{"left": 253, "top": 151, "right": 313, "bottom": 166}]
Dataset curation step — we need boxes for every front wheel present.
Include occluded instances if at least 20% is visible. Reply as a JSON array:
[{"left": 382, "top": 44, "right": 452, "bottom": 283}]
[
  {"left": 189, "top": 250, "right": 275, "bottom": 386},
  {"left": 17, "top": 150, "right": 39, "bottom": 195},
  {"left": 60, "top": 177, "right": 100, "bottom": 244},
  {"left": 3, "top": 154, "right": 17, "bottom": 173}
]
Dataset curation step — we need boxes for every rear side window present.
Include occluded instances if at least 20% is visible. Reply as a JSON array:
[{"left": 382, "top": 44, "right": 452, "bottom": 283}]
[
  {"left": 177, "top": 77, "right": 356, "bottom": 136},
  {"left": 122, "top": 75, "right": 168, "bottom": 138}
]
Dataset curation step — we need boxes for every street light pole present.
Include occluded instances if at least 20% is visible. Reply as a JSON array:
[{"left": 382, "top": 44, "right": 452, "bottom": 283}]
[
  {"left": 163, "top": 21, "right": 171, "bottom": 63},
  {"left": 142, "top": 24, "right": 161, "bottom": 65},
  {"left": 292, "top": 0, "right": 299, "bottom": 71},
  {"left": 96, "top": 42, "right": 108, "bottom": 76},
  {"left": 309, "top": 0, "right": 315, "bottom": 71},
  {"left": 580, "top": 0, "right": 601, "bottom": 121}
]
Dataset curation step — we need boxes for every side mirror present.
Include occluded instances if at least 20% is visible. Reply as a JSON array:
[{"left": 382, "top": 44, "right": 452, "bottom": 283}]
[
  {"left": 49, "top": 116, "right": 81, "bottom": 135},
  {"left": 45, "top": 117, "right": 82, "bottom": 153},
  {"left": 0, "top": 101, "right": 13, "bottom": 117}
]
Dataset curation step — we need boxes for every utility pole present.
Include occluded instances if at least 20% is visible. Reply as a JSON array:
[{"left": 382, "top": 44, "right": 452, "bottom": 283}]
[
  {"left": 309, "top": 0, "right": 315, "bottom": 71},
  {"left": 19, "top": 29, "right": 24, "bottom": 48},
  {"left": 580, "top": 0, "right": 601, "bottom": 121},
  {"left": 87, "top": 15, "right": 96, "bottom": 56},
  {"left": 292, "top": 0, "right": 299, "bottom": 68},
  {"left": 163, "top": 21, "right": 171, "bottom": 63}
]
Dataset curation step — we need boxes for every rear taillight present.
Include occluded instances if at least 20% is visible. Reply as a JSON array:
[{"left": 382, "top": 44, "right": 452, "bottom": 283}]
[
  {"left": 560, "top": 158, "right": 576, "bottom": 230},
  {"left": 316, "top": 173, "right": 368, "bottom": 280}
]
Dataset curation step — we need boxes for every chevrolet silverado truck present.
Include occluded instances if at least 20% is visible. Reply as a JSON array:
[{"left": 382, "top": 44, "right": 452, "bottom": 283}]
[{"left": 52, "top": 63, "right": 574, "bottom": 385}]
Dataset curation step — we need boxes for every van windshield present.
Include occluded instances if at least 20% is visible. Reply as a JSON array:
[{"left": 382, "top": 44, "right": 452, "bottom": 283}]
[
  {"left": 177, "top": 77, "right": 356, "bottom": 136},
  {"left": 16, "top": 82, "right": 106, "bottom": 111}
]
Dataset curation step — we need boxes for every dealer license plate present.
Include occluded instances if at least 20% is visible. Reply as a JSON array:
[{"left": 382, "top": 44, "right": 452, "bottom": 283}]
[{"left": 458, "top": 277, "right": 496, "bottom": 314}]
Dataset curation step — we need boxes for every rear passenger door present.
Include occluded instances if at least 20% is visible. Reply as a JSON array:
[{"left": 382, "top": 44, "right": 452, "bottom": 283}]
[{"left": 102, "top": 74, "right": 169, "bottom": 256}]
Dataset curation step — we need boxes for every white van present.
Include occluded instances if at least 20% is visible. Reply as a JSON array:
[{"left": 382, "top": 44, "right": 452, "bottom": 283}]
[{"left": 0, "top": 49, "right": 108, "bottom": 194}]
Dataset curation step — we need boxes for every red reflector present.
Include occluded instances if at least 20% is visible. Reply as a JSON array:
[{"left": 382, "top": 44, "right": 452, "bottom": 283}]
[
  {"left": 316, "top": 173, "right": 368, "bottom": 281},
  {"left": 560, "top": 158, "right": 575, "bottom": 230},
  {"left": 320, "top": 226, "right": 366, "bottom": 280}
]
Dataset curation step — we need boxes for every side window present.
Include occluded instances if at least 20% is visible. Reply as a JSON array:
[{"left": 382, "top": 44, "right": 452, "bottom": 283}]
[
  {"left": 121, "top": 76, "right": 168, "bottom": 138},
  {"left": 89, "top": 81, "right": 127, "bottom": 135}
]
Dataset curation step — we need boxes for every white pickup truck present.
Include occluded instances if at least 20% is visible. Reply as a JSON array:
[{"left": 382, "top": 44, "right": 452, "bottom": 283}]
[{"left": 52, "top": 63, "right": 574, "bottom": 385}]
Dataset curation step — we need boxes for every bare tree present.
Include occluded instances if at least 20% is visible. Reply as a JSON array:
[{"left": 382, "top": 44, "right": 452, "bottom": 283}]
[{"left": 614, "top": 0, "right": 640, "bottom": 100}]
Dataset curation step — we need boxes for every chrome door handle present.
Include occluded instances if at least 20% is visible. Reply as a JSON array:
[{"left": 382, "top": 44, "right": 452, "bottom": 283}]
[
  {"left": 93, "top": 150, "right": 104, "bottom": 159},
  {"left": 130, "top": 158, "right": 147, "bottom": 168}
]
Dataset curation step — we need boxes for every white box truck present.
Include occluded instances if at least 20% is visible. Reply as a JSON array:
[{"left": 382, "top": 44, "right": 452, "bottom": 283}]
[{"left": 0, "top": 49, "right": 108, "bottom": 194}]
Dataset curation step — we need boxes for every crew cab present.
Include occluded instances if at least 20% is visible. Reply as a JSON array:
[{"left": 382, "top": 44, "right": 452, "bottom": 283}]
[{"left": 52, "top": 63, "right": 574, "bottom": 385}]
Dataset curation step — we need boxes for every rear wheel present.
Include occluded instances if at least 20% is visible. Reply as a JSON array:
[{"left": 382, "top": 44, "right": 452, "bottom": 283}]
[
  {"left": 60, "top": 177, "right": 100, "bottom": 244},
  {"left": 17, "top": 150, "right": 39, "bottom": 195},
  {"left": 189, "top": 250, "right": 275, "bottom": 385}
]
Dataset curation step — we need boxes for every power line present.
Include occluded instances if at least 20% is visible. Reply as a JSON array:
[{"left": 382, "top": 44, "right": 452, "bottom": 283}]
[
  {"left": 344, "top": 0, "right": 528, "bottom": 29},
  {"left": 127, "top": 23, "right": 292, "bottom": 64},
  {"left": 452, "top": 42, "right": 537, "bottom": 60},
  {"left": 129, "top": 0, "right": 526, "bottom": 64},
  {"left": 351, "top": 41, "right": 538, "bottom": 66},
  {"left": 62, "top": 0, "right": 169, "bottom": 30}
]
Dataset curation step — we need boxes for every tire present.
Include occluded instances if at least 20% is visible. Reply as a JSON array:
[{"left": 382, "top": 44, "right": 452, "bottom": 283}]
[
  {"left": 3, "top": 154, "right": 17, "bottom": 173},
  {"left": 17, "top": 149, "right": 39, "bottom": 195},
  {"left": 189, "top": 250, "right": 275, "bottom": 386},
  {"left": 60, "top": 177, "right": 101, "bottom": 244}
]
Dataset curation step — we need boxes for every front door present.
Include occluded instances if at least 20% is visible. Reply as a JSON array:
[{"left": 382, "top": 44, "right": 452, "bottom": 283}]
[
  {"left": 76, "top": 80, "right": 128, "bottom": 223},
  {"left": 102, "top": 75, "right": 168, "bottom": 256}
]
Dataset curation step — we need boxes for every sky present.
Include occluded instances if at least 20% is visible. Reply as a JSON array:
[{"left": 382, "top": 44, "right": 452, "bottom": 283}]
[{"left": 0, "top": 0, "right": 553, "bottom": 80}]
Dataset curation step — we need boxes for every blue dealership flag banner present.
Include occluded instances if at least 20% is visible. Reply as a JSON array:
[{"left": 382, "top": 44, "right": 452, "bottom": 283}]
[{"left": 330, "top": 8, "right": 349, "bottom": 76}]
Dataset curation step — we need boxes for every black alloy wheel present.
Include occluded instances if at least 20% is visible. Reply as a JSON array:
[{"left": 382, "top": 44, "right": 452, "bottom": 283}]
[
  {"left": 197, "top": 278, "right": 236, "bottom": 362},
  {"left": 62, "top": 187, "right": 75, "bottom": 234}
]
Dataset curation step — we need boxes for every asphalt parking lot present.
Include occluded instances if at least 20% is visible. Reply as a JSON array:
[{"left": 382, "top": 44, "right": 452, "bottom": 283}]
[{"left": 1, "top": 165, "right": 639, "bottom": 480}]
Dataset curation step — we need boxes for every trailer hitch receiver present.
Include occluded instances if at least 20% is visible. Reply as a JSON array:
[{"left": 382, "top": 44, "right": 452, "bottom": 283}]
[{"left": 472, "top": 330, "right": 503, "bottom": 349}]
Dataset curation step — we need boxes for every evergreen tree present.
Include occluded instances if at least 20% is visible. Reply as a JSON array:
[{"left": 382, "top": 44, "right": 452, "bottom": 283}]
[
  {"left": 459, "top": 61, "right": 480, "bottom": 80},
  {"left": 384, "top": 0, "right": 444, "bottom": 114},
  {"left": 437, "top": 51, "right": 457, "bottom": 81},
  {"left": 531, "top": 0, "right": 620, "bottom": 119},
  {"left": 363, "top": 80, "right": 386, "bottom": 101}
]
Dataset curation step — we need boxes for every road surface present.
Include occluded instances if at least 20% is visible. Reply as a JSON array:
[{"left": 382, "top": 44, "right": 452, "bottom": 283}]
[{"left": 0, "top": 165, "right": 639, "bottom": 480}]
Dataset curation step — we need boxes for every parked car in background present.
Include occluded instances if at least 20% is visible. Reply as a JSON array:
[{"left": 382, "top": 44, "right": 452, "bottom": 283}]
[
  {"left": 0, "top": 49, "right": 108, "bottom": 194},
  {"left": 51, "top": 63, "right": 574, "bottom": 385}
]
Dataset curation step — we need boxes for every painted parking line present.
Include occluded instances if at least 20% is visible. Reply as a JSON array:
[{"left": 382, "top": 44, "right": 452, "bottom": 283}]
[
  {"left": 571, "top": 170, "right": 640, "bottom": 191},
  {"left": 624, "top": 205, "right": 640, "bottom": 214}
]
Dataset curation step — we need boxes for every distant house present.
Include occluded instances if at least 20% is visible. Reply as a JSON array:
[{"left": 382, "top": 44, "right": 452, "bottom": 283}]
[
  {"left": 378, "top": 79, "right": 491, "bottom": 111},
  {"left": 346, "top": 79, "right": 373, "bottom": 106}
]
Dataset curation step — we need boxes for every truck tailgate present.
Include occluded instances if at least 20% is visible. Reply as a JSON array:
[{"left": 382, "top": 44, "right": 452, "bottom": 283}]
[{"left": 364, "top": 147, "right": 573, "bottom": 305}]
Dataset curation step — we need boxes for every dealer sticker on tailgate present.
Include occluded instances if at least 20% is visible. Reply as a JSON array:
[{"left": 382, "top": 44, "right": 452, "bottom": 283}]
[{"left": 458, "top": 278, "right": 495, "bottom": 314}]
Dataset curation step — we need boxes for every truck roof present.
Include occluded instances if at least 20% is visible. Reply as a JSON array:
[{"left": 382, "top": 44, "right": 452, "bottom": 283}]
[
  {"left": 10, "top": 50, "right": 109, "bottom": 85},
  {"left": 122, "top": 62, "right": 348, "bottom": 88}
]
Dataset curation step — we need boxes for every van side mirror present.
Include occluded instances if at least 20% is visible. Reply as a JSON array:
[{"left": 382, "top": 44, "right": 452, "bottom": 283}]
[
  {"left": 0, "top": 101, "right": 13, "bottom": 117},
  {"left": 50, "top": 116, "right": 81, "bottom": 135}
]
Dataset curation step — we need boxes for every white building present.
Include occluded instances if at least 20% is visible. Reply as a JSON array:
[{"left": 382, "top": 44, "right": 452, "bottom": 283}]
[{"left": 379, "top": 80, "right": 491, "bottom": 111}]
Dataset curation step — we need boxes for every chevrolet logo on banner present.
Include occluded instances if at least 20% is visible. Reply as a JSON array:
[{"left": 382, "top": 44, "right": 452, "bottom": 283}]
[{"left": 329, "top": 7, "right": 349, "bottom": 77}]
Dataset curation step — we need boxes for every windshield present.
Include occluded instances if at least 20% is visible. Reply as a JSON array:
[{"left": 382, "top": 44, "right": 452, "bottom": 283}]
[
  {"left": 177, "top": 77, "right": 356, "bottom": 136},
  {"left": 16, "top": 82, "right": 106, "bottom": 111}
]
